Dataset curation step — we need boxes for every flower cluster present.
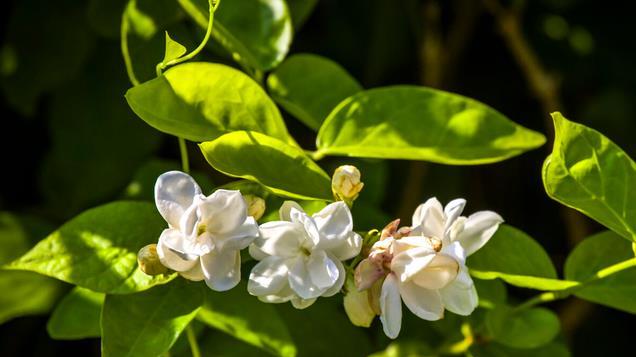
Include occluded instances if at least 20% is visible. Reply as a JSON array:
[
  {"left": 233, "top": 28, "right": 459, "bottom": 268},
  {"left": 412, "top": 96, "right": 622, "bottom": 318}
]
[
  {"left": 143, "top": 169, "right": 502, "bottom": 337},
  {"left": 148, "top": 170, "right": 361, "bottom": 308},
  {"left": 354, "top": 198, "right": 503, "bottom": 338}
]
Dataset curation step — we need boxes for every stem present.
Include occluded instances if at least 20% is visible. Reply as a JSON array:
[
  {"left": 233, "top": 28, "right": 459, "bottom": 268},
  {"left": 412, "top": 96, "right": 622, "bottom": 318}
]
[
  {"left": 179, "top": 137, "right": 190, "bottom": 174},
  {"left": 120, "top": 0, "right": 140, "bottom": 86},
  {"left": 514, "top": 257, "right": 636, "bottom": 312},
  {"left": 185, "top": 324, "right": 201, "bottom": 357},
  {"left": 156, "top": 0, "right": 220, "bottom": 75}
]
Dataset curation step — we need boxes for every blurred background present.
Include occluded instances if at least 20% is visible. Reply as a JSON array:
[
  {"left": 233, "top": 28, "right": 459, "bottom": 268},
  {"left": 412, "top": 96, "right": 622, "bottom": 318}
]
[{"left": 1, "top": 0, "right": 634, "bottom": 355}]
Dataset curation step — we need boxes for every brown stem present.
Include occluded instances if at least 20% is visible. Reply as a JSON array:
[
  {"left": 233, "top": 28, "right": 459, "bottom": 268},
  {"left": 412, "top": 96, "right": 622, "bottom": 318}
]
[{"left": 482, "top": 0, "right": 592, "bottom": 339}]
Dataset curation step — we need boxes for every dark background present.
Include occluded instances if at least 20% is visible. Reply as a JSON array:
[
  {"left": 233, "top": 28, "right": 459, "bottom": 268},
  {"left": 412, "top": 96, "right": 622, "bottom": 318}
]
[{"left": 1, "top": 0, "right": 634, "bottom": 355}]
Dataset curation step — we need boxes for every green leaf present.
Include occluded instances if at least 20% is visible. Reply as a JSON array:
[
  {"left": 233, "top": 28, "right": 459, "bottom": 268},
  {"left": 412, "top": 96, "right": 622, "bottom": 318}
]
[
  {"left": 178, "top": 0, "right": 292, "bottom": 71},
  {"left": 369, "top": 341, "right": 435, "bottom": 357},
  {"left": 286, "top": 0, "right": 318, "bottom": 30},
  {"left": 47, "top": 287, "right": 105, "bottom": 339},
  {"left": 125, "top": 62, "right": 295, "bottom": 144},
  {"left": 468, "top": 225, "right": 576, "bottom": 290},
  {"left": 267, "top": 54, "right": 362, "bottom": 130},
  {"left": 102, "top": 279, "right": 203, "bottom": 357},
  {"left": 565, "top": 230, "right": 636, "bottom": 313},
  {"left": 276, "top": 298, "right": 373, "bottom": 356},
  {"left": 0, "top": 212, "right": 63, "bottom": 325},
  {"left": 486, "top": 306, "right": 560, "bottom": 349},
  {"left": 543, "top": 112, "right": 636, "bottom": 241},
  {"left": 162, "top": 31, "right": 187, "bottom": 63},
  {"left": 0, "top": 271, "right": 62, "bottom": 325},
  {"left": 471, "top": 342, "right": 571, "bottom": 357},
  {"left": 6, "top": 201, "right": 175, "bottom": 294},
  {"left": 474, "top": 278, "right": 507, "bottom": 309},
  {"left": 315, "top": 86, "right": 546, "bottom": 164},
  {"left": 200, "top": 131, "right": 332, "bottom": 201},
  {"left": 197, "top": 282, "right": 296, "bottom": 357}
]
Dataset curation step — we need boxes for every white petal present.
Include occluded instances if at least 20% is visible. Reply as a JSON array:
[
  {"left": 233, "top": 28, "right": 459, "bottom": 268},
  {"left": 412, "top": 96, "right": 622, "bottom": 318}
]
[
  {"left": 155, "top": 171, "right": 202, "bottom": 228},
  {"left": 256, "top": 221, "right": 302, "bottom": 257},
  {"left": 214, "top": 216, "right": 259, "bottom": 251},
  {"left": 289, "top": 207, "right": 321, "bottom": 248},
  {"left": 390, "top": 246, "right": 436, "bottom": 282},
  {"left": 441, "top": 241, "right": 467, "bottom": 266},
  {"left": 399, "top": 281, "right": 444, "bottom": 321},
  {"left": 249, "top": 244, "right": 269, "bottom": 260},
  {"left": 180, "top": 259, "right": 205, "bottom": 281},
  {"left": 440, "top": 268, "right": 478, "bottom": 316},
  {"left": 329, "top": 232, "right": 362, "bottom": 261},
  {"left": 307, "top": 250, "right": 339, "bottom": 289},
  {"left": 411, "top": 197, "right": 445, "bottom": 238},
  {"left": 391, "top": 236, "right": 434, "bottom": 257},
  {"left": 456, "top": 211, "right": 503, "bottom": 256},
  {"left": 322, "top": 257, "right": 346, "bottom": 297},
  {"left": 157, "top": 229, "right": 198, "bottom": 272},
  {"left": 198, "top": 190, "right": 248, "bottom": 235},
  {"left": 248, "top": 256, "right": 290, "bottom": 296},
  {"left": 312, "top": 202, "right": 353, "bottom": 249},
  {"left": 380, "top": 274, "right": 402, "bottom": 339},
  {"left": 201, "top": 249, "right": 241, "bottom": 291},
  {"left": 291, "top": 297, "right": 317, "bottom": 309},
  {"left": 443, "top": 199, "right": 466, "bottom": 235},
  {"left": 279, "top": 201, "right": 304, "bottom": 221},
  {"left": 411, "top": 254, "right": 459, "bottom": 290},
  {"left": 257, "top": 284, "right": 295, "bottom": 304},
  {"left": 288, "top": 257, "right": 322, "bottom": 299}
]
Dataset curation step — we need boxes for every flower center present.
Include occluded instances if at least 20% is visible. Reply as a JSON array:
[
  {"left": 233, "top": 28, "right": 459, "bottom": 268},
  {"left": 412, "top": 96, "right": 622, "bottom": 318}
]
[
  {"left": 300, "top": 246, "right": 312, "bottom": 257},
  {"left": 197, "top": 224, "right": 207, "bottom": 237},
  {"left": 428, "top": 237, "right": 442, "bottom": 252}
]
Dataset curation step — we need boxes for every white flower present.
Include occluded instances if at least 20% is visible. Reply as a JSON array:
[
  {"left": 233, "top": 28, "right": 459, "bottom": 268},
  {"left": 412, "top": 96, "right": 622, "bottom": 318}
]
[
  {"left": 357, "top": 198, "right": 503, "bottom": 339},
  {"left": 247, "top": 201, "right": 362, "bottom": 309},
  {"left": 154, "top": 171, "right": 259, "bottom": 291}
]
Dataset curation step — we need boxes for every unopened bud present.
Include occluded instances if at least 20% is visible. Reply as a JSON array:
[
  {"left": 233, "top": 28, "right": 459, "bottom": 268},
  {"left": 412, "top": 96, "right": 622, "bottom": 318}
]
[
  {"left": 137, "top": 244, "right": 168, "bottom": 275},
  {"left": 244, "top": 194, "right": 266, "bottom": 221},
  {"left": 344, "top": 277, "right": 376, "bottom": 327},
  {"left": 332, "top": 165, "right": 364, "bottom": 205}
]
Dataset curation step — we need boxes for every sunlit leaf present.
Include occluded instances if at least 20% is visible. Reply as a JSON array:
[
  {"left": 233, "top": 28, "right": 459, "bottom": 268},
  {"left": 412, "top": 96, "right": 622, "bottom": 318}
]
[
  {"left": 543, "top": 112, "right": 636, "bottom": 242},
  {"left": 102, "top": 279, "right": 203, "bottom": 357},
  {"left": 267, "top": 54, "right": 362, "bottom": 130},
  {"left": 6, "top": 201, "right": 175, "bottom": 294},
  {"left": 565, "top": 230, "right": 636, "bottom": 313},
  {"left": 162, "top": 31, "right": 187, "bottom": 63},
  {"left": 126, "top": 62, "right": 295, "bottom": 145},
  {"left": 316, "top": 86, "right": 546, "bottom": 164},
  {"left": 200, "top": 131, "right": 332, "bottom": 201}
]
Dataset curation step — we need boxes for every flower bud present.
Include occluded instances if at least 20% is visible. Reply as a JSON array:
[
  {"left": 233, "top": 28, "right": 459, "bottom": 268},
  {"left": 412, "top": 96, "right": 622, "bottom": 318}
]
[
  {"left": 344, "top": 277, "right": 376, "bottom": 327},
  {"left": 244, "top": 194, "right": 266, "bottom": 221},
  {"left": 137, "top": 244, "right": 168, "bottom": 275},
  {"left": 332, "top": 165, "right": 364, "bottom": 205}
]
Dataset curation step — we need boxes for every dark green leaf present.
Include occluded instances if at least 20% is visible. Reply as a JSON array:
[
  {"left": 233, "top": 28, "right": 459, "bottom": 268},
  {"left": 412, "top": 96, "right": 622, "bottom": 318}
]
[
  {"left": 267, "top": 54, "right": 362, "bottom": 130},
  {"left": 468, "top": 225, "right": 576, "bottom": 290},
  {"left": 47, "top": 287, "right": 104, "bottom": 339},
  {"left": 565, "top": 230, "right": 636, "bottom": 313},
  {"left": 197, "top": 282, "right": 296, "bottom": 357},
  {"left": 316, "top": 86, "right": 546, "bottom": 164},
  {"left": 486, "top": 306, "right": 560, "bottom": 349},
  {"left": 179, "top": 0, "right": 292, "bottom": 71},
  {"left": 102, "top": 279, "right": 203, "bottom": 357}
]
